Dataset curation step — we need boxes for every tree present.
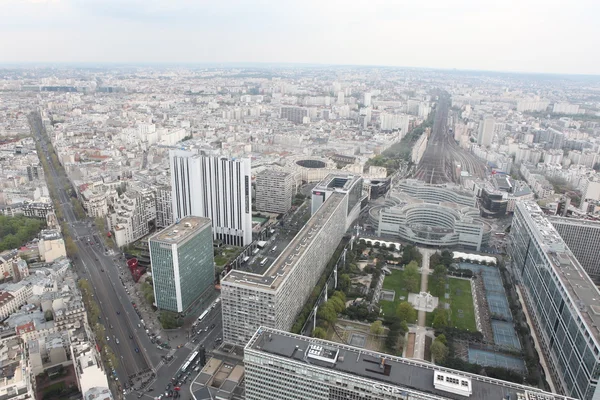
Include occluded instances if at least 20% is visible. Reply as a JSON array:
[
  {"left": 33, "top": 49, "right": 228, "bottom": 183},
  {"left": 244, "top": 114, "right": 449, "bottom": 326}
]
[
  {"left": 329, "top": 296, "right": 345, "bottom": 313},
  {"left": 44, "top": 310, "right": 54, "bottom": 321},
  {"left": 436, "top": 334, "right": 447, "bottom": 345},
  {"left": 431, "top": 339, "right": 449, "bottom": 363},
  {"left": 430, "top": 264, "right": 447, "bottom": 297},
  {"left": 432, "top": 309, "right": 449, "bottom": 329},
  {"left": 396, "top": 302, "right": 417, "bottom": 323},
  {"left": 317, "top": 302, "right": 337, "bottom": 324},
  {"left": 370, "top": 320, "right": 385, "bottom": 335},
  {"left": 403, "top": 261, "right": 420, "bottom": 293},
  {"left": 440, "top": 250, "right": 453, "bottom": 266},
  {"left": 332, "top": 291, "right": 346, "bottom": 304},
  {"left": 338, "top": 274, "right": 351, "bottom": 293},
  {"left": 159, "top": 311, "right": 183, "bottom": 329},
  {"left": 65, "top": 236, "right": 78, "bottom": 256},
  {"left": 312, "top": 327, "right": 327, "bottom": 339}
]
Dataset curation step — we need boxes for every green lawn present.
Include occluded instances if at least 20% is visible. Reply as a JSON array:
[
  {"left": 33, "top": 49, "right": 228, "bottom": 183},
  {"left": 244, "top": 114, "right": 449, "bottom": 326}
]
[
  {"left": 380, "top": 269, "right": 421, "bottom": 319},
  {"left": 214, "top": 247, "right": 243, "bottom": 267},
  {"left": 448, "top": 278, "right": 477, "bottom": 331}
]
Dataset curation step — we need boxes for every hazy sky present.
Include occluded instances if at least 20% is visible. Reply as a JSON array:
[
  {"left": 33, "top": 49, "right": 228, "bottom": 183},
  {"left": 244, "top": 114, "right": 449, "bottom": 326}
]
[{"left": 1, "top": 0, "right": 599, "bottom": 74}]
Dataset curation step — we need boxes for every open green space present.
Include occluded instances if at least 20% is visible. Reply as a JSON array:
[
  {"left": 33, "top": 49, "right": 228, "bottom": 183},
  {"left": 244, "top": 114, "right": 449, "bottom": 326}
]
[
  {"left": 447, "top": 278, "right": 477, "bottom": 331},
  {"left": 380, "top": 269, "right": 421, "bottom": 319},
  {"left": 214, "top": 246, "right": 243, "bottom": 267},
  {"left": 0, "top": 215, "right": 45, "bottom": 251}
]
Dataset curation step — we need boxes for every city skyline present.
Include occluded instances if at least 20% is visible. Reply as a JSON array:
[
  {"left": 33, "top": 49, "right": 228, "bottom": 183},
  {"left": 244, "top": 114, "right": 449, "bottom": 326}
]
[{"left": 1, "top": 0, "right": 599, "bottom": 75}]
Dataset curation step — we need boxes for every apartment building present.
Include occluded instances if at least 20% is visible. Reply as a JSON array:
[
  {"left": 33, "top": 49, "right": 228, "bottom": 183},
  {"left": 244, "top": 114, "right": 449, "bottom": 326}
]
[{"left": 255, "top": 170, "right": 295, "bottom": 214}]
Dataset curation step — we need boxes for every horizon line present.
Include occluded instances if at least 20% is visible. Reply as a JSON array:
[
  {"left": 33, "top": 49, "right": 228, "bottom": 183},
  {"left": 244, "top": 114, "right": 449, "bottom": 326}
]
[{"left": 0, "top": 61, "right": 599, "bottom": 78}]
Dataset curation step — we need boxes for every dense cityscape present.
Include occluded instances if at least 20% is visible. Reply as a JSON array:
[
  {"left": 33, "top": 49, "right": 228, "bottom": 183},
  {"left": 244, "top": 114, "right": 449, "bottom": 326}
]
[{"left": 0, "top": 65, "right": 600, "bottom": 400}]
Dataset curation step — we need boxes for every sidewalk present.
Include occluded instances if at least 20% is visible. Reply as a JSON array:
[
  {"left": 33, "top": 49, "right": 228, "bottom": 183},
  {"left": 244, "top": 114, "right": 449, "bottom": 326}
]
[{"left": 413, "top": 248, "right": 435, "bottom": 360}]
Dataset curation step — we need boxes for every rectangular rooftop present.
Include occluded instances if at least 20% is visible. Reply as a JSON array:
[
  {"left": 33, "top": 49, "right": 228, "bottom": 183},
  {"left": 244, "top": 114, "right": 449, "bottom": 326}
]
[
  {"left": 247, "top": 327, "right": 574, "bottom": 400},
  {"left": 223, "top": 192, "right": 345, "bottom": 290},
  {"left": 149, "top": 216, "right": 211, "bottom": 244}
]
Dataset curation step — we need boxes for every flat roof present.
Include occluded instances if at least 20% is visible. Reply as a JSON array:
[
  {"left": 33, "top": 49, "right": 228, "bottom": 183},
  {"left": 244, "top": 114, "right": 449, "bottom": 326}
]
[
  {"left": 149, "top": 216, "right": 211, "bottom": 244},
  {"left": 519, "top": 202, "right": 600, "bottom": 343},
  {"left": 222, "top": 192, "right": 345, "bottom": 290},
  {"left": 549, "top": 216, "right": 600, "bottom": 229},
  {"left": 247, "top": 327, "right": 573, "bottom": 400}
]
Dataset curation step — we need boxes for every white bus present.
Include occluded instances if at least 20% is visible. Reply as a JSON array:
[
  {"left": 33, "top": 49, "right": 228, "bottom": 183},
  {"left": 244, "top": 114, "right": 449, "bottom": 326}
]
[
  {"left": 197, "top": 309, "right": 209, "bottom": 322},
  {"left": 260, "top": 258, "right": 268, "bottom": 267}
]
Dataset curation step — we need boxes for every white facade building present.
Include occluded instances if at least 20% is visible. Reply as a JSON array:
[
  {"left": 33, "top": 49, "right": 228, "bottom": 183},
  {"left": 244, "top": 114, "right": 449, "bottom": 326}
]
[{"left": 170, "top": 150, "right": 252, "bottom": 246}]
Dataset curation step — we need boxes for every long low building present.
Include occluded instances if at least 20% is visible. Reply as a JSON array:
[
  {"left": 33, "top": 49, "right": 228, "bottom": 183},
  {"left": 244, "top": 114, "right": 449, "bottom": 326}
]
[
  {"left": 244, "top": 327, "right": 574, "bottom": 400},
  {"left": 222, "top": 174, "right": 364, "bottom": 346}
]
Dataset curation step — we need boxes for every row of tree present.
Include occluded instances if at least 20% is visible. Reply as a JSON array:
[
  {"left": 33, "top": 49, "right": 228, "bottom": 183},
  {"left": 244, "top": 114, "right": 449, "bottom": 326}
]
[{"left": 312, "top": 291, "right": 346, "bottom": 339}]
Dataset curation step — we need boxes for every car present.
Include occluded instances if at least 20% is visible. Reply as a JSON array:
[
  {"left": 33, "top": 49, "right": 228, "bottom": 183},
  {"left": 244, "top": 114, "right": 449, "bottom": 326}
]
[
  {"left": 135, "top": 347, "right": 139, "bottom": 353},
  {"left": 101, "top": 269, "right": 104, "bottom": 272},
  {"left": 116, "top": 311, "right": 120, "bottom": 315},
  {"left": 116, "top": 338, "right": 120, "bottom": 344},
  {"left": 148, "top": 388, "right": 154, "bottom": 392},
  {"left": 129, "top": 334, "right": 133, "bottom": 339},
  {"left": 106, "top": 336, "right": 110, "bottom": 341}
]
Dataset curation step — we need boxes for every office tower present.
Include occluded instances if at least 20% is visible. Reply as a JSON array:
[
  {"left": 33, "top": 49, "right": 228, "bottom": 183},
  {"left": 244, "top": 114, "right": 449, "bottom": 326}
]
[
  {"left": 549, "top": 216, "right": 600, "bottom": 281},
  {"left": 337, "top": 91, "right": 344, "bottom": 105},
  {"left": 477, "top": 117, "right": 495, "bottom": 146},
  {"left": 280, "top": 107, "right": 308, "bottom": 124},
  {"left": 149, "top": 216, "right": 214, "bottom": 313},
  {"left": 221, "top": 188, "right": 350, "bottom": 345},
  {"left": 510, "top": 202, "right": 600, "bottom": 399},
  {"left": 244, "top": 327, "right": 574, "bottom": 400},
  {"left": 170, "top": 150, "right": 252, "bottom": 246},
  {"left": 255, "top": 170, "right": 295, "bottom": 214}
]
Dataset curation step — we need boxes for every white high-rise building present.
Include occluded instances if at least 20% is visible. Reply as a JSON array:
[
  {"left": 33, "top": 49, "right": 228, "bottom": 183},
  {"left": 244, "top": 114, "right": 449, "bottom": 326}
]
[
  {"left": 337, "top": 91, "right": 345, "bottom": 105},
  {"left": 363, "top": 92, "right": 372, "bottom": 106},
  {"left": 170, "top": 150, "right": 252, "bottom": 247},
  {"left": 477, "top": 117, "right": 495, "bottom": 147}
]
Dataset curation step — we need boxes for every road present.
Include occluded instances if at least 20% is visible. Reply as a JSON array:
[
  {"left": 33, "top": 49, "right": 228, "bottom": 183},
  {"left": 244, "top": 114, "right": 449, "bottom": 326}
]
[
  {"left": 29, "top": 113, "right": 157, "bottom": 390},
  {"left": 130, "top": 305, "right": 223, "bottom": 400}
]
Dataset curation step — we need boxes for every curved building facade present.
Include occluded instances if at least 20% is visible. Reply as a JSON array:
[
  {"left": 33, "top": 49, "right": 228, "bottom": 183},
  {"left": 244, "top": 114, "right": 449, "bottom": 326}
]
[
  {"left": 397, "top": 179, "right": 477, "bottom": 207},
  {"left": 374, "top": 180, "right": 490, "bottom": 250}
]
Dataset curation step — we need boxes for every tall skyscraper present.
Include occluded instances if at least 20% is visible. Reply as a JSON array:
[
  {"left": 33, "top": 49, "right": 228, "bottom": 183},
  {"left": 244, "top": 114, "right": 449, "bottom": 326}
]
[
  {"left": 149, "top": 216, "right": 214, "bottom": 313},
  {"left": 244, "top": 327, "right": 574, "bottom": 400},
  {"left": 510, "top": 201, "right": 600, "bottom": 399},
  {"left": 477, "top": 117, "right": 495, "bottom": 147},
  {"left": 170, "top": 150, "right": 252, "bottom": 246}
]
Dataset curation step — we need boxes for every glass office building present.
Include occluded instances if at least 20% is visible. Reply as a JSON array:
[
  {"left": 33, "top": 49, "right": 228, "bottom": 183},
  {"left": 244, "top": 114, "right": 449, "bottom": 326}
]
[
  {"left": 149, "top": 216, "right": 214, "bottom": 313},
  {"left": 510, "top": 202, "right": 600, "bottom": 400}
]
